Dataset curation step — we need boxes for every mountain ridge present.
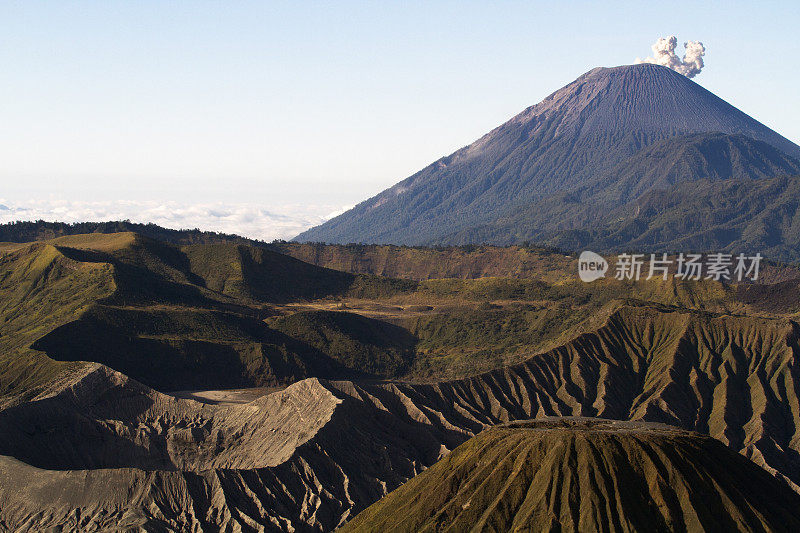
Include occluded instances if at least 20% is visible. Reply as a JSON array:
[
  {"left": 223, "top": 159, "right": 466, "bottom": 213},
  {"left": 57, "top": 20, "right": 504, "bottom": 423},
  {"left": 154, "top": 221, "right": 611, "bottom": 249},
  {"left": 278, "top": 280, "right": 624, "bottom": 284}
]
[
  {"left": 295, "top": 64, "right": 800, "bottom": 253},
  {"left": 5, "top": 233, "right": 800, "bottom": 529}
]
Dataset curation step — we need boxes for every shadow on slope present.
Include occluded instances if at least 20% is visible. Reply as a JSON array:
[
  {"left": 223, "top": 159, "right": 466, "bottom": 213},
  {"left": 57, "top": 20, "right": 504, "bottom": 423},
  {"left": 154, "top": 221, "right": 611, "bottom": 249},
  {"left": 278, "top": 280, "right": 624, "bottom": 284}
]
[
  {"left": 342, "top": 418, "right": 800, "bottom": 533},
  {"left": 2, "top": 233, "right": 419, "bottom": 399},
  {"left": 270, "top": 310, "right": 418, "bottom": 377}
]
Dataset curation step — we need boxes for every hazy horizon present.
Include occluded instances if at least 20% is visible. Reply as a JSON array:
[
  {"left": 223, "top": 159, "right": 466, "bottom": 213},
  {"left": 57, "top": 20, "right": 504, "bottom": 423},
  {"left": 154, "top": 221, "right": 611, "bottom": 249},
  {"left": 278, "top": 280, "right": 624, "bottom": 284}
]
[{"left": 2, "top": 1, "right": 799, "bottom": 240}]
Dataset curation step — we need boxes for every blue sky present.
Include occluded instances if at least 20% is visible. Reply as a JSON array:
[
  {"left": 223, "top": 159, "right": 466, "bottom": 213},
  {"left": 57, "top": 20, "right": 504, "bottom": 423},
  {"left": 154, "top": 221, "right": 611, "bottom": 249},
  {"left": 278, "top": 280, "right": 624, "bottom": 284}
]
[{"left": 1, "top": 1, "right": 798, "bottom": 239}]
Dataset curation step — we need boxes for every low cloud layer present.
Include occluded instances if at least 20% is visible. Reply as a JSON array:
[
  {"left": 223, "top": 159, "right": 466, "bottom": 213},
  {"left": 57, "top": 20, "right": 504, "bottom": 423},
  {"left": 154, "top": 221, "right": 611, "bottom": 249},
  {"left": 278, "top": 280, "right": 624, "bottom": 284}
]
[
  {"left": 636, "top": 36, "right": 705, "bottom": 78},
  {"left": 0, "top": 199, "right": 350, "bottom": 241}
]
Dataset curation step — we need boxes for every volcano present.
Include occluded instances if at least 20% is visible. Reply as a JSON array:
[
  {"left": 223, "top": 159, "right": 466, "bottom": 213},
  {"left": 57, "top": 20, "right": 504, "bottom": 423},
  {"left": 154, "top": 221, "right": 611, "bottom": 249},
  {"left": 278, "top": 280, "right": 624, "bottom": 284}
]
[
  {"left": 342, "top": 418, "right": 800, "bottom": 533},
  {"left": 295, "top": 64, "right": 800, "bottom": 257}
]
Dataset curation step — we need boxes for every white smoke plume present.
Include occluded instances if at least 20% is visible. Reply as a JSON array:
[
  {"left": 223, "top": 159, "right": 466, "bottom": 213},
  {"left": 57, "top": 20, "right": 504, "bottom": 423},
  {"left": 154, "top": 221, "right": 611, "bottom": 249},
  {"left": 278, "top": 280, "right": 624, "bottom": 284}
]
[{"left": 635, "top": 36, "right": 706, "bottom": 78}]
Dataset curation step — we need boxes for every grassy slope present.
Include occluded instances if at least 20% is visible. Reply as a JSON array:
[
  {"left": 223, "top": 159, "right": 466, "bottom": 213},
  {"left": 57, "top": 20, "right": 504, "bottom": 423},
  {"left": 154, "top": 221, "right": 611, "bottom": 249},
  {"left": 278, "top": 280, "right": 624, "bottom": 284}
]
[
  {"left": 0, "top": 242, "right": 117, "bottom": 404},
  {"left": 342, "top": 419, "right": 800, "bottom": 533},
  {"left": 8, "top": 231, "right": 800, "bottom": 530},
  {"left": 273, "top": 241, "right": 800, "bottom": 285},
  {"left": 269, "top": 310, "right": 417, "bottom": 377},
  {"left": 401, "top": 275, "right": 733, "bottom": 379},
  {"left": 273, "top": 242, "right": 574, "bottom": 283},
  {"left": 0, "top": 233, "right": 418, "bottom": 401},
  {"left": 3, "top": 230, "right": 800, "bottom": 399}
]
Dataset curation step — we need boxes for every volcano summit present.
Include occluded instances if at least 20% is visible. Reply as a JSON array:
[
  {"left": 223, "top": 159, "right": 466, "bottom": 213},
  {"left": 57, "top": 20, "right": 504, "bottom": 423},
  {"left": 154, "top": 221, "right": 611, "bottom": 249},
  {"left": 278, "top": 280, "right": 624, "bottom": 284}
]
[{"left": 296, "top": 64, "right": 800, "bottom": 258}]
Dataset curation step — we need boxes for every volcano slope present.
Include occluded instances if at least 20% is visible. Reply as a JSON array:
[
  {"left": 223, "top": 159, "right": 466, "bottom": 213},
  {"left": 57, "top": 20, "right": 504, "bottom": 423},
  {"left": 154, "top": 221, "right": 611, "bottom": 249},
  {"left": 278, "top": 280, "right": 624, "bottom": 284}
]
[
  {"left": 342, "top": 418, "right": 800, "bottom": 533},
  {"left": 295, "top": 64, "right": 800, "bottom": 260},
  {"left": 5, "top": 233, "right": 800, "bottom": 529}
]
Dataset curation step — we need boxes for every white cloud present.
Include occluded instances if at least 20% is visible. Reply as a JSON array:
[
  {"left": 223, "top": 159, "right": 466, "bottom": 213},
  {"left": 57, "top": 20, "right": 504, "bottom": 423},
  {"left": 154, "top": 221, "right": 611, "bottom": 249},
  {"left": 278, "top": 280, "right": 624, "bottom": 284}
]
[
  {"left": 0, "top": 198, "right": 348, "bottom": 241},
  {"left": 322, "top": 204, "right": 355, "bottom": 220}
]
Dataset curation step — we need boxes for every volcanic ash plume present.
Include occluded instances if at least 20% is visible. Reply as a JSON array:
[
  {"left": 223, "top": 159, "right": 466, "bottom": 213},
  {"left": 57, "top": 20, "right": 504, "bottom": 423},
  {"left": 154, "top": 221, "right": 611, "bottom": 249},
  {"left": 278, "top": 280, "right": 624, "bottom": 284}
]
[{"left": 636, "top": 36, "right": 705, "bottom": 78}]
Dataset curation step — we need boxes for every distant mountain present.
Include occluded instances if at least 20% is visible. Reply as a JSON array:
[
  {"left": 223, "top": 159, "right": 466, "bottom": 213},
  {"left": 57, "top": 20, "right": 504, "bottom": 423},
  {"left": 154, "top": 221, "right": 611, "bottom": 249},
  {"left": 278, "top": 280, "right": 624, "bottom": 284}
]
[
  {"left": 295, "top": 64, "right": 800, "bottom": 257},
  {"left": 0, "top": 220, "right": 270, "bottom": 248},
  {"left": 343, "top": 418, "right": 800, "bottom": 533}
]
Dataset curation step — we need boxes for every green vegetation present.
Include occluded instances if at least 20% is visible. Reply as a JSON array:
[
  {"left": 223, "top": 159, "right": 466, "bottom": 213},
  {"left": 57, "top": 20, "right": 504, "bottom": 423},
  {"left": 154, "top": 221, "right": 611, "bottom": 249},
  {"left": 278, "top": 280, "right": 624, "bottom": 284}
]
[
  {"left": 0, "top": 243, "right": 116, "bottom": 404},
  {"left": 273, "top": 241, "right": 574, "bottom": 282},
  {"left": 419, "top": 277, "right": 551, "bottom": 300},
  {"left": 0, "top": 233, "right": 416, "bottom": 400},
  {"left": 183, "top": 243, "right": 415, "bottom": 303},
  {"left": 6, "top": 230, "right": 800, "bottom": 533},
  {"left": 0, "top": 220, "right": 268, "bottom": 247},
  {"left": 0, "top": 230, "right": 796, "bottom": 404},
  {"left": 563, "top": 175, "right": 800, "bottom": 261},
  {"left": 270, "top": 310, "right": 416, "bottom": 377},
  {"left": 30, "top": 305, "right": 348, "bottom": 391},
  {"left": 342, "top": 420, "right": 800, "bottom": 533},
  {"left": 403, "top": 276, "right": 733, "bottom": 379},
  {"left": 407, "top": 305, "right": 584, "bottom": 378}
]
